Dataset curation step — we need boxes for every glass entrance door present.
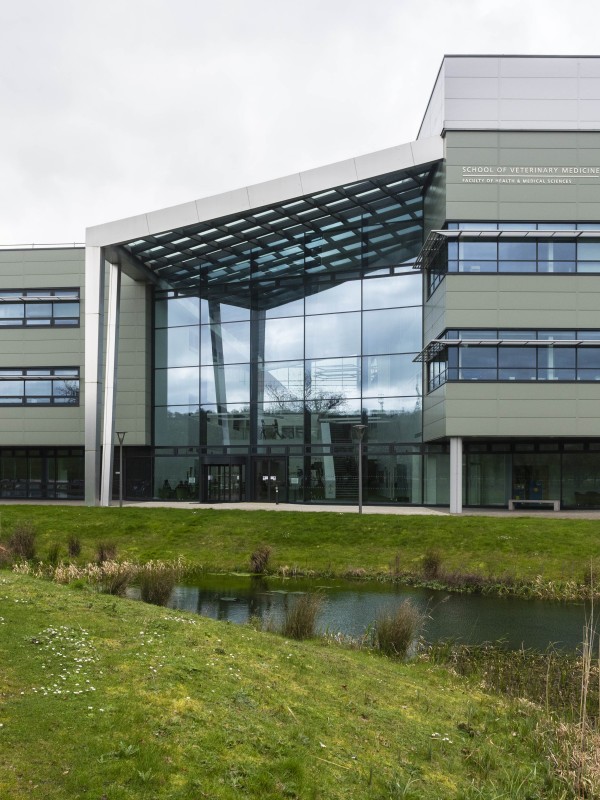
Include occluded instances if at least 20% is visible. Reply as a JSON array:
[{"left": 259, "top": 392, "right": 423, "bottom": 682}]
[
  {"left": 254, "top": 458, "right": 287, "bottom": 502},
  {"left": 206, "top": 464, "right": 245, "bottom": 502}
]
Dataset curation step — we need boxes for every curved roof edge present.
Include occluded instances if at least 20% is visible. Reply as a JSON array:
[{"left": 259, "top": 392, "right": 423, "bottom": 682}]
[{"left": 86, "top": 136, "right": 443, "bottom": 248}]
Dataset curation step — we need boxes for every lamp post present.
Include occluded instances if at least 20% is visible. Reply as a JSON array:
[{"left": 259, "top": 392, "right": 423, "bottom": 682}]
[
  {"left": 116, "top": 431, "right": 127, "bottom": 508},
  {"left": 352, "top": 424, "right": 367, "bottom": 515}
]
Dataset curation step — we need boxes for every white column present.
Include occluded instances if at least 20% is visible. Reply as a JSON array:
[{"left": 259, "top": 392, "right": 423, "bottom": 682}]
[
  {"left": 100, "top": 261, "right": 122, "bottom": 506},
  {"left": 84, "top": 246, "right": 105, "bottom": 506},
  {"left": 449, "top": 436, "right": 463, "bottom": 514}
]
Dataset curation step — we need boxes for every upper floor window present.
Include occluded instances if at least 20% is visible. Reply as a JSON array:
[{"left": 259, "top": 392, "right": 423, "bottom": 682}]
[
  {"left": 0, "top": 368, "right": 80, "bottom": 405},
  {"left": 419, "top": 226, "right": 600, "bottom": 297},
  {"left": 422, "top": 330, "right": 600, "bottom": 392},
  {"left": 0, "top": 289, "right": 79, "bottom": 327}
]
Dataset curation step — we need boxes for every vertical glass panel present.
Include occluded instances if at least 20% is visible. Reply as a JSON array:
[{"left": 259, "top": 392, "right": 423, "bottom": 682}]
[
  {"left": 513, "top": 453, "right": 560, "bottom": 501},
  {"left": 308, "top": 405, "right": 361, "bottom": 445},
  {"left": 563, "top": 452, "right": 600, "bottom": 507},
  {"left": 288, "top": 455, "right": 306, "bottom": 502},
  {"left": 54, "top": 454, "right": 84, "bottom": 499},
  {"left": 305, "top": 312, "right": 361, "bottom": 359},
  {"left": 307, "top": 357, "right": 361, "bottom": 399},
  {"left": 200, "top": 321, "right": 250, "bottom": 364},
  {"left": 362, "top": 273, "right": 421, "bottom": 310},
  {"left": 155, "top": 326, "right": 199, "bottom": 369},
  {"left": 200, "top": 364, "right": 250, "bottom": 405},
  {"left": 206, "top": 301, "right": 250, "bottom": 323},
  {"left": 52, "top": 302, "right": 79, "bottom": 318},
  {"left": 538, "top": 348, "right": 575, "bottom": 380},
  {"left": 578, "top": 348, "right": 600, "bottom": 380},
  {"left": 304, "top": 280, "right": 361, "bottom": 314},
  {"left": 154, "top": 456, "right": 199, "bottom": 500},
  {"left": 25, "top": 303, "right": 52, "bottom": 318},
  {"left": 366, "top": 453, "right": 422, "bottom": 504},
  {"left": 458, "top": 241, "right": 497, "bottom": 260},
  {"left": 203, "top": 405, "right": 250, "bottom": 446},
  {"left": 362, "top": 397, "right": 422, "bottom": 443},
  {"left": 459, "top": 347, "right": 497, "bottom": 380},
  {"left": 362, "top": 307, "right": 421, "bottom": 355},
  {"left": 261, "top": 361, "right": 305, "bottom": 405},
  {"left": 264, "top": 295, "right": 304, "bottom": 318},
  {"left": 155, "top": 296, "right": 200, "bottom": 328},
  {"left": 263, "top": 316, "right": 304, "bottom": 361},
  {"left": 424, "top": 451, "right": 449, "bottom": 505},
  {"left": 538, "top": 242, "right": 576, "bottom": 261},
  {"left": 155, "top": 367, "right": 199, "bottom": 406},
  {"left": 258, "top": 403, "right": 304, "bottom": 444},
  {"left": 154, "top": 405, "right": 200, "bottom": 446},
  {"left": 498, "top": 241, "right": 536, "bottom": 260},
  {"left": 306, "top": 449, "right": 357, "bottom": 502},
  {"left": 467, "top": 453, "right": 510, "bottom": 505},
  {"left": 0, "top": 380, "right": 23, "bottom": 399},
  {"left": 362, "top": 354, "right": 422, "bottom": 397}
]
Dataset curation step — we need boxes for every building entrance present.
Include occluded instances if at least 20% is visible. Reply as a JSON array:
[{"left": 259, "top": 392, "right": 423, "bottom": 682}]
[
  {"left": 206, "top": 464, "right": 245, "bottom": 502},
  {"left": 254, "top": 457, "right": 287, "bottom": 503}
]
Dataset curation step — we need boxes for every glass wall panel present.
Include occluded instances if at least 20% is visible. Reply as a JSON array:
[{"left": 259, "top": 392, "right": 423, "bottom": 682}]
[
  {"left": 304, "top": 280, "right": 361, "bottom": 314},
  {"left": 363, "top": 397, "right": 422, "bottom": 443},
  {"left": 258, "top": 402, "right": 304, "bottom": 443},
  {"left": 308, "top": 406, "right": 361, "bottom": 445},
  {"left": 203, "top": 405, "right": 251, "bottom": 446},
  {"left": 306, "top": 357, "right": 361, "bottom": 399},
  {"left": 154, "top": 405, "right": 200, "bottom": 446},
  {"left": 155, "top": 326, "right": 199, "bottom": 369},
  {"left": 512, "top": 453, "right": 560, "bottom": 501},
  {"left": 154, "top": 456, "right": 199, "bottom": 500},
  {"left": 200, "top": 364, "right": 250, "bottom": 405},
  {"left": 288, "top": 455, "right": 306, "bottom": 502},
  {"left": 261, "top": 361, "right": 305, "bottom": 403},
  {"left": 563, "top": 453, "right": 600, "bottom": 506},
  {"left": 206, "top": 301, "right": 250, "bottom": 323},
  {"left": 155, "top": 367, "right": 199, "bottom": 406},
  {"left": 306, "top": 449, "right": 357, "bottom": 502},
  {"left": 366, "top": 453, "right": 422, "bottom": 503},
  {"left": 362, "top": 354, "right": 421, "bottom": 397},
  {"left": 264, "top": 293, "right": 304, "bottom": 318},
  {"left": 264, "top": 316, "right": 304, "bottom": 361},
  {"left": 424, "top": 452, "right": 449, "bottom": 505},
  {"left": 362, "top": 307, "right": 420, "bottom": 355},
  {"left": 155, "top": 296, "right": 200, "bottom": 328},
  {"left": 200, "top": 321, "right": 250, "bottom": 364},
  {"left": 466, "top": 453, "right": 510, "bottom": 505},
  {"left": 362, "top": 274, "right": 421, "bottom": 310},
  {"left": 305, "top": 312, "right": 361, "bottom": 359}
]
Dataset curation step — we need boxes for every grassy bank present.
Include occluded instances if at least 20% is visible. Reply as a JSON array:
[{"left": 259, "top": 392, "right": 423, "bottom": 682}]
[
  {"left": 1, "top": 505, "right": 600, "bottom": 597},
  {"left": 0, "top": 573, "right": 579, "bottom": 799}
]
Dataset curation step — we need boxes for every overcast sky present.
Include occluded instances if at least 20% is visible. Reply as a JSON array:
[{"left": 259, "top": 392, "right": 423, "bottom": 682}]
[{"left": 1, "top": 0, "right": 600, "bottom": 244}]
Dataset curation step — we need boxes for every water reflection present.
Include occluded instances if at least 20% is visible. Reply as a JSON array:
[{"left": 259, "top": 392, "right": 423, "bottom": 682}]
[{"left": 167, "top": 577, "right": 587, "bottom": 652}]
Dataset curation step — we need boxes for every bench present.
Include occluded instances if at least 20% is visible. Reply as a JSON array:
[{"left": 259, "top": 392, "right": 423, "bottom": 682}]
[{"left": 508, "top": 499, "right": 560, "bottom": 511}]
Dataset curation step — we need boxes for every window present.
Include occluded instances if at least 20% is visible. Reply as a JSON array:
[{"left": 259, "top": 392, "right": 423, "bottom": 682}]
[
  {"left": 0, "top": 289, "right": 80, "bottom": 327},
  {"left": 426, "top": 330, "right": 600, "bottom": 391},
  {"left": 0, "top": 368, "right": 80, "bottom": 405}
]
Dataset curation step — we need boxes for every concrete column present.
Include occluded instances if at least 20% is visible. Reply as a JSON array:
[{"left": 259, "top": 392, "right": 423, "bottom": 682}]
[
  {"left": 449, "top": 436, "right": 463, "bottom": 514},
  {"left": 100, "top": 261, "right": 122, "bottom": 506},
  {"left": 84, "top": 246, "right": 105, "bottom": 506}
]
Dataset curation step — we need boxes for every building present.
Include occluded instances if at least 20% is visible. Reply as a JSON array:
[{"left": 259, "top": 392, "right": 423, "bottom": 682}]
[{"left": 6, "top": 55, "right": 600, "bottom": 510}]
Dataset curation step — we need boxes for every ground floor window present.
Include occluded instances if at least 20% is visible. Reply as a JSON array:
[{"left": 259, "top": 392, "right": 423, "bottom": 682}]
[
  {"left": 0, "top": 448, "right": 83, "bottom": 499},
  {"left": 464, "top": 441, "right": 600, "bottom": 507}
]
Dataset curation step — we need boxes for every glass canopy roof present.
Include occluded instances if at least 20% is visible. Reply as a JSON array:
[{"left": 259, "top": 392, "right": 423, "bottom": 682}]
[{"left": 120, "top": 160, "right": 440, "bottom": 309}]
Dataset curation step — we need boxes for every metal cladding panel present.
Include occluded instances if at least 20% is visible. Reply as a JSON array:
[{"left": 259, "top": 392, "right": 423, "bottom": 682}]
[{"left": 445, "top": 130, "right": 600, "bottom": 222}]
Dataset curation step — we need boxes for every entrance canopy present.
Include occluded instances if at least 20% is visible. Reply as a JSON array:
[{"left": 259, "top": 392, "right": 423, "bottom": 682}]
[{"left": 87, "top": 136, "right": 442, "bottom": 310}]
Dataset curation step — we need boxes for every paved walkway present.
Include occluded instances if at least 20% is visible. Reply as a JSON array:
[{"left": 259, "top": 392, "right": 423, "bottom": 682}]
[
  {"left": 2, "top": 498, "right": 600, "bottom": 518},
  {"left": 125, "top": 500, "right": 600, "bottom": 519}
]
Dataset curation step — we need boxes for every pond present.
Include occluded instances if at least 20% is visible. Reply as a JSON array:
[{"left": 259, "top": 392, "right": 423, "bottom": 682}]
[{"left": 161, "top": 575, "right": 590, "bottom": 652}]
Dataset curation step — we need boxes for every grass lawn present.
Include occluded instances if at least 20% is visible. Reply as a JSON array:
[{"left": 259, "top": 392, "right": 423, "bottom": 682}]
[
  {"left": 0, "top": 505, "right": 599, "bottom": 591},
  {"left": 0, "top": 572, "right": 572, "bottom": 799}
]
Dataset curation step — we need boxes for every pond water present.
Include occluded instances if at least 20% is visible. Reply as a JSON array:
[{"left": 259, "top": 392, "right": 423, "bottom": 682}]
[{"left": 163, "top": 575, "right": 589, "bottom": 652}]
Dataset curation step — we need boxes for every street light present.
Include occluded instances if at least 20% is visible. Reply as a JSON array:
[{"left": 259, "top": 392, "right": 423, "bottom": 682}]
[
  {"left": 116, "top": 431, "right": 127, "bottom": 508},
  {"left": 352, "top": 424, "right": 367, "bottom": 515}
]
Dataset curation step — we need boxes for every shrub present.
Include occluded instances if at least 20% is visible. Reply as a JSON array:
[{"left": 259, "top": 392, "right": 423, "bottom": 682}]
[
  {"left": 96, "top": 541, "right": 117, "bottom": 564},
  {"left": 8, "top": 522, "right": 36, "bottom": 561},
  {"left": 67, "top": 535, "right": 81, "bottom": 558},
  {"left": 250, "top": 545, "right": 272, "bottom": 574},
  {"left": 422, "top": 549, "right": 442, "bottom": 580},
  {"left": 47, "top": 543, "right": 61, "bottom": 567},
  {"left": 93, "top": 560, "right": 135, "bottom": 596},
  {"left": 138, "top": 559, "right": 184, "bottom": 606},
  {"left": 281, "top": 592, "right": 324, "bottom": 640},
  {"left": 374, "top": 601, "right": 425, "bottom": 659}
]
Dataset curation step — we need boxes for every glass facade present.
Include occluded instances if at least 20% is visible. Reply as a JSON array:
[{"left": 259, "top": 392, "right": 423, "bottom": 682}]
[{"left": 153, "top": 258, "right": 424, "bottom": 503}]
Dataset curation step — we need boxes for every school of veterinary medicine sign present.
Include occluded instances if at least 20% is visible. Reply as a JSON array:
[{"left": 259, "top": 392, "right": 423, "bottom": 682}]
[{"left": 461, "top": 166, "right": 600, "bottom": 185}]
